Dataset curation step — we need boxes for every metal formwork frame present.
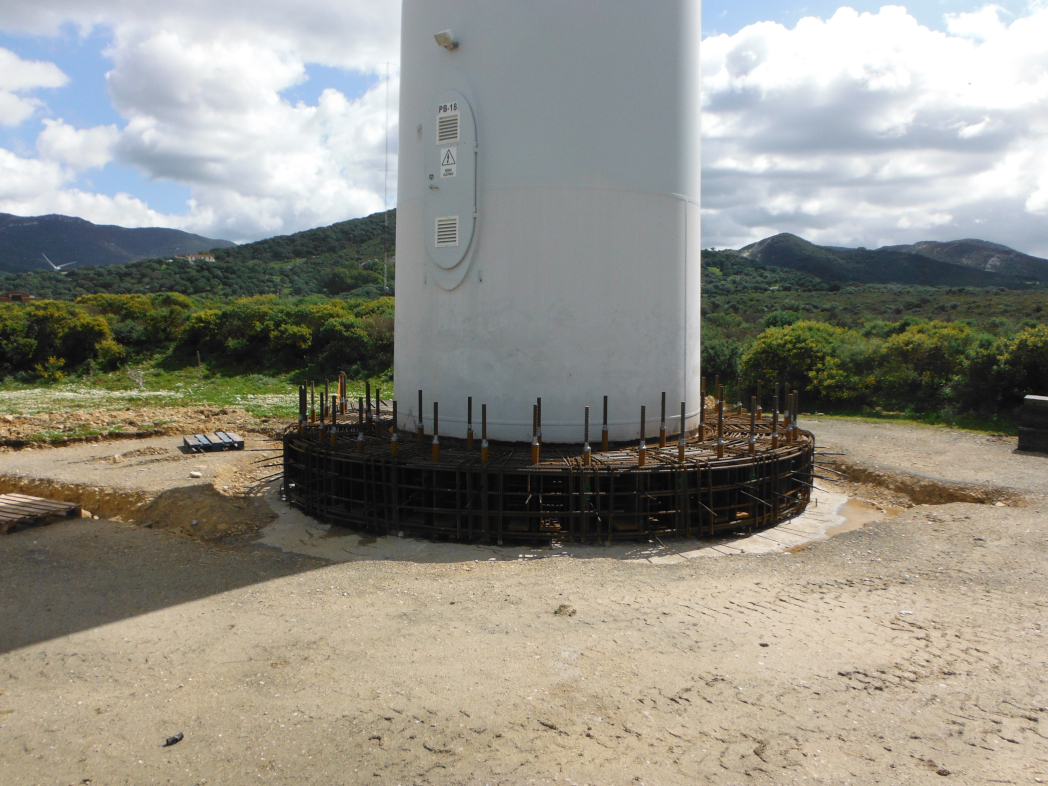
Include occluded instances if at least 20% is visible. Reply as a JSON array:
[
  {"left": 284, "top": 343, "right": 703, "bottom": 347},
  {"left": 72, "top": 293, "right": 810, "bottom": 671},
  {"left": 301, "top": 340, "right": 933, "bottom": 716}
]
[{"left": 283, "top": 414, "right": 815, "bottom": 545}]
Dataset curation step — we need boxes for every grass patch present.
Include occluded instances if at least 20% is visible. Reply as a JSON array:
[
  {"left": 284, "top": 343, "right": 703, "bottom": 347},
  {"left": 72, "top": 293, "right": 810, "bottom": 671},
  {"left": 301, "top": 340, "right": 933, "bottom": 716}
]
[
  {"left": 809, "top": 408, "right": 1020, "bottom": 435},
  {"left": 0, "top": 355, "right": 388, "bottom": 419}
]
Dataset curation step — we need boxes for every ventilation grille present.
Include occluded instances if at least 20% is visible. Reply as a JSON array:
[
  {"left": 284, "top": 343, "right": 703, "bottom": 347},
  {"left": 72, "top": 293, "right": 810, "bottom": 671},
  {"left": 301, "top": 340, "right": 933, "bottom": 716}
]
[
  {"left": 435, "top": 216, "right": 459, "bottom": 248},
  {"left": 437, "top": 113, "right": 459, "bottom": 144}
]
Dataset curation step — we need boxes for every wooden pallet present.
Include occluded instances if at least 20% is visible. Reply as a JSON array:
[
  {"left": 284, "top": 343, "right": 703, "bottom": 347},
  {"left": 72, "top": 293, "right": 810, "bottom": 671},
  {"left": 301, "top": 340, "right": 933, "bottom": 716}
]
[
  {"left": 0, "top": 493, "right": 82, "bottom": 534},
  {"left": 183, "top": 431, "right": 245, "bottom": 452}
]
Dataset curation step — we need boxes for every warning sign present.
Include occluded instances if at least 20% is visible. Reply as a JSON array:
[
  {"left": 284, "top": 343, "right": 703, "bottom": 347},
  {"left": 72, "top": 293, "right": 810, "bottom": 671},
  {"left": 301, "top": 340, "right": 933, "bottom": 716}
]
[{"left": 440, "top": 146, "right": 457, "bottom": 178}]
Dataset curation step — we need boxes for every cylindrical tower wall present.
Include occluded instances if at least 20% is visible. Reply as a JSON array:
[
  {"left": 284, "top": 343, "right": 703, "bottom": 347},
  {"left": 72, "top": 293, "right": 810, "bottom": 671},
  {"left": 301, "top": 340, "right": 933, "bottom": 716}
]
[{"left": 395, "top": 0, "right": 702, "bottom": 442}]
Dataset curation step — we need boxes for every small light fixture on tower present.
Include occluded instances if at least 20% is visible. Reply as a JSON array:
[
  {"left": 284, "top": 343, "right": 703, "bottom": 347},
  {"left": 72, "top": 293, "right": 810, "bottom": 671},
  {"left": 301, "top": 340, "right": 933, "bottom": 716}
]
[{"left": 434, "top": 30, "right": 458, "bottom": 50}]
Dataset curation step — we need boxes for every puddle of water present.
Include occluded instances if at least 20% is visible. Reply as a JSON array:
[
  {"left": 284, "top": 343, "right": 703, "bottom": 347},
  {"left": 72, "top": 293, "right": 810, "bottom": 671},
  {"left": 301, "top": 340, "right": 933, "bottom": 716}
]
[{"left": 826, "top": 499, "right": 901, "bottom": 537}]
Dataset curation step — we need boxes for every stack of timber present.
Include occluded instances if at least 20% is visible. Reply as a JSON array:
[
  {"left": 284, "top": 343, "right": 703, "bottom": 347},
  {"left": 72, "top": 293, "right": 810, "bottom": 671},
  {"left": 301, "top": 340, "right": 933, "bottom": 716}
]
[{"left": 1018, "top": 395, "right": 1048, "bottom": 452}]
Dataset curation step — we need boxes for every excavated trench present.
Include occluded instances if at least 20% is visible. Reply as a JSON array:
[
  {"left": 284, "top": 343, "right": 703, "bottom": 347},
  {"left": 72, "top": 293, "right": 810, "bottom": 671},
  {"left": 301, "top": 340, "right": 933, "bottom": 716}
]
[
  {"left": 0, "top": 474, "right": 275, "bottom": 545},
  {"left": 826, "top": 457, "right": 1024, "bottom": 506}
]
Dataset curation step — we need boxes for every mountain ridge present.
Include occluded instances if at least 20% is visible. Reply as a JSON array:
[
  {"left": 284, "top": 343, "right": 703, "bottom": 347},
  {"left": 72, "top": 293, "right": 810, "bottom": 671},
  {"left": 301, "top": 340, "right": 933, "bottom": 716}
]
[
  {"left": 737, "top": 233, "right": 1043, "bottom": 288},
  {"left": 0, "top": 213, "right": 235, "bottom": 274}
]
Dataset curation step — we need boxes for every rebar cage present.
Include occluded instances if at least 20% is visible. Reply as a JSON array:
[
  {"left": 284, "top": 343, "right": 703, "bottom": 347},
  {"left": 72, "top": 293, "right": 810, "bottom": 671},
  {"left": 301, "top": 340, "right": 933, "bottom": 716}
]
[{"left": 282, "top": 415, "right": 815, "bottom": 545}]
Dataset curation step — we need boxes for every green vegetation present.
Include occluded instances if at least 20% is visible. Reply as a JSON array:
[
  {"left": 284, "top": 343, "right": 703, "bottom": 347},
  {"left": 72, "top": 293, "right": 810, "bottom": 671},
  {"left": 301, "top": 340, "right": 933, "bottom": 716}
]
[
  {"left": 700, "top": 251, "right": 1048, "bottom": 431},
  {"left": 0, "top": 220, "right": 1044, "bottom": 432},
  {"left": 0, "top": 293, "right": 393, "bottom": 384}
]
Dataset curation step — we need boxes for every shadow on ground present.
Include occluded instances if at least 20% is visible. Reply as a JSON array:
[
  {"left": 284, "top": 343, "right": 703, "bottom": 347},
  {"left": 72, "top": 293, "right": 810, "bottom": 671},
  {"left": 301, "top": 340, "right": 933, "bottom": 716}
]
[{"left": 0, "top": 518, "right": 327, "bottom": 655}]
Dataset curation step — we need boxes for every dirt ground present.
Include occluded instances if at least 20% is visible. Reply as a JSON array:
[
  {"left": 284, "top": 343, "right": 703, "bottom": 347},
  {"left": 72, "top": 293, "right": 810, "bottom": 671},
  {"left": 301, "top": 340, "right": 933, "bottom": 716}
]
[
  {"left": 0, "top": 405, "right": 276, "bottom": 447},
  {"left": 0, "top": 416, "right": 1046, "bottom": 785}
]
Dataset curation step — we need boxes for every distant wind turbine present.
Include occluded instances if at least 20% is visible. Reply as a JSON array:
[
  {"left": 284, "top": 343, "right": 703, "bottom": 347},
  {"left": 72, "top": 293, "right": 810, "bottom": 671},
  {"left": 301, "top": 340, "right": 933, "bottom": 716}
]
[{"left": 41, "top": 253, "right": 78, "bottom": 271}]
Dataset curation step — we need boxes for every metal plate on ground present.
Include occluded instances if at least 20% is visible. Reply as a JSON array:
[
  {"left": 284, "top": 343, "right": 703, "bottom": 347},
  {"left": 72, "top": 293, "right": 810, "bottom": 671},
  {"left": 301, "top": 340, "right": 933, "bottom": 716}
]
[{"left": 183, "top": 431, "right": 245, "bottom": 452}]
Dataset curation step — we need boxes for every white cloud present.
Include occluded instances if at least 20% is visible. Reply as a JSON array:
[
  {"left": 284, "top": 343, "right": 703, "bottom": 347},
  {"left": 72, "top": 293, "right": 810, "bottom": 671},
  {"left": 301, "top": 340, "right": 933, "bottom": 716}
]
[
  {"left": 37, "top": 119, "right": 118, "bottom": 170},
  {"left": 0, "top": 46, "right": 67, "bottom": 126},
  {"left": 703, "top": 4, "right": 1048, "bottom": 255},
  {"left": 2, "top": 2, "right": 1048, "bottom": 257},
  {"left": 0, "top": 0, "right": 399, "bottom": 240}
]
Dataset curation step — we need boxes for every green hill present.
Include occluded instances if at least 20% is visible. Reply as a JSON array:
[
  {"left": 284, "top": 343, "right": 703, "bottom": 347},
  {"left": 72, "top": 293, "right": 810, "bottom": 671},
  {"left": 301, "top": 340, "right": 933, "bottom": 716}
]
[
  {"left": 211, "top": 210, "right": 394, "bottom": 263},
  {"left": 0, "top": 210, "right": 395, "bottom": 301},
  {"left": 0, "top": 212, "right": 234, "bottom": 274},
  {"left": 738, "top": 233, "right": 1037, "bottom": 289}
]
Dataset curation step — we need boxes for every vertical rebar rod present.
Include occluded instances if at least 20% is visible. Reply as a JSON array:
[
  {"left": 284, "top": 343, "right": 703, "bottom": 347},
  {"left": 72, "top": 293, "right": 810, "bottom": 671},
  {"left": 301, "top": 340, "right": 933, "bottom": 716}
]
[
  {"left": 678, "top": 401, "right": 686, "bottom": 461},
  {"left": 356, "top": 396, "right": 364, "bottom": 451},
  {"left": 659, "top": 391, "right": 667, "bottom": 448},
  {"left": 481, "top": 404, "right": 489, "bottom": 464},
  {"left": 531, "top": 405, "right": 540, "bottom": 464},
  {"left": 772, "top": 394, "right": 780, "bottom": 449},
  {"left": 536, "top": 397, "right": 542, "bottom": 445},
  {"left": 583, "top": 405, "right": 591, "bottom": 465},
  {"left": 792, "top": 390, "right": 800, "bottom": 440},
  {"left": 756, "top": 379, "right": 763, "bottom": 419},
  {"left": 700, "top": 376, "right": 706, "bottom": 435},
  {"left": 418, "top": 389, "right": 424, "bottom": 444},
  {"left": 432, "top": 402, "right": 440, "bottom": 461},
  {"left": 637, "top": 406, "right": 645, "bottom": 467},
  {"left": 749, "top": 396, "right": 757, "bottom": 455},
  {"left": 391, "top": 400, "right": 398, "bottom": 456},
  {"left": 638, "top": 405, "right": 646, "bottom": 467},
  {"left": 716, "top": 398, "right": 725, "bottom": 458},
  {"left": 375, "top": 387, "right": 382, "bottom": 437},
  {"left": 602, "top": 396, "right": 609, "bottom": 452},
  {"left": 466, "top": 396, "right": 474, "bottom": 450}
]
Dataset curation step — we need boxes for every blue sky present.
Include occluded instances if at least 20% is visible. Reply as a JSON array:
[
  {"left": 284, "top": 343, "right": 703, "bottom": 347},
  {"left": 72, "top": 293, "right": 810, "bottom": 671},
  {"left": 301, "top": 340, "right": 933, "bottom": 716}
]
[
  {"left": 1, "top": 1, "right": 1047, "bottom": 255},
  {"left": 702, "top": 0, "right": 1030, "bottom": 35}
]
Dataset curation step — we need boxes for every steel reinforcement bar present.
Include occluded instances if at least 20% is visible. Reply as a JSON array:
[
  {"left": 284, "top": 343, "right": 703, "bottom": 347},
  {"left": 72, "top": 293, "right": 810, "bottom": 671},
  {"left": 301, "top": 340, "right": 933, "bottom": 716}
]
[{"left": 282, "top": 416, "right": 815, "bottom": 545}]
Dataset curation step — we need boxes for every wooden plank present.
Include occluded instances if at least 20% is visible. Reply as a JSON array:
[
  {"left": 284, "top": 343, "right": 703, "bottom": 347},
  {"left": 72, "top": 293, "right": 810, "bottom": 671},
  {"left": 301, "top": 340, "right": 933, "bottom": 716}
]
[
  {"left": 0, "top": 493, "right": 80, "bottom": 532},
  {"left": 0, "top": 498, "right": 69, "bottom": 512}
]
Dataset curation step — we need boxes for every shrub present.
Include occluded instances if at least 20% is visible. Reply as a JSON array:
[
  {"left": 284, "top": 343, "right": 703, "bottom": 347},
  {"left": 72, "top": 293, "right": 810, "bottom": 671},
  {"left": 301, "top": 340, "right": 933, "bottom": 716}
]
[
  {"left": 701, "top": 339, "right": 742, "bottom": 384},
  {"left": 878, "top": 321, "right": 994, "bottom": 410},
  {"left": 95, "top": 339, "right": 128, "bottom": 370},
  {"left": 34, "top": 356, "right": 66, "bottom": 382},
  {"left": 994, "top": 325, "right": 1048, "bottom": 406},
  {"left": 741, "top": 320, "right": 867, "bottom": 400}
]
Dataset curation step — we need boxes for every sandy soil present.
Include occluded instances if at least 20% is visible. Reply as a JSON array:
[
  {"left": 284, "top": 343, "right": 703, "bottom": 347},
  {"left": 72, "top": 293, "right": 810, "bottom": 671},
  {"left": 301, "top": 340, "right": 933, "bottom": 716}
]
[{"left": 0, "top": 417, "right": 1046, "bottom": 785}]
